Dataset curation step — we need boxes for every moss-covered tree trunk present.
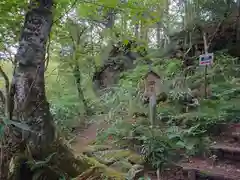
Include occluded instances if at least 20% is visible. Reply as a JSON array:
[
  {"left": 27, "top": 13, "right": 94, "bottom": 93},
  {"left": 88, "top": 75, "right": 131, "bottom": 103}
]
[
  {"left": 73, "top": 62, "right": 91, "bottom": 115},
  {"left": 0, "top": 0, "right": 55, "bottom": 179}
]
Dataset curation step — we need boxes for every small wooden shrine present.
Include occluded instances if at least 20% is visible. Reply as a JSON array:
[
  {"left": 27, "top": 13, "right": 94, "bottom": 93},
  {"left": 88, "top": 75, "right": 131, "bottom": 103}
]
[{"left": 142, "top": 70, "right": 161, "bottom": 101}]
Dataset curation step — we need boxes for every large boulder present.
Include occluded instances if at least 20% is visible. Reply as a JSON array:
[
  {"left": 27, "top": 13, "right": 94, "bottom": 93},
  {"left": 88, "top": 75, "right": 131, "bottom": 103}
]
[
  {"left": 92, "top": 40, "right": 147, "bottom": 94},
  {"left": 169, "top": 9, "right": 240, "bottom": 58}
]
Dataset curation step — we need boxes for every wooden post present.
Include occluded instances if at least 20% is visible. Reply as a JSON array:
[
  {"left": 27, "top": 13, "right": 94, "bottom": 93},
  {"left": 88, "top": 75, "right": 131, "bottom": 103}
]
[
  {"left": 204, "top": 66, "right": 208, "bottom": 98},
  {"left": 203, "top": 32, "right": 208, "bottom": 99},
  {"left": 149, "top": 93, "right": 157, "bottom": 127}
]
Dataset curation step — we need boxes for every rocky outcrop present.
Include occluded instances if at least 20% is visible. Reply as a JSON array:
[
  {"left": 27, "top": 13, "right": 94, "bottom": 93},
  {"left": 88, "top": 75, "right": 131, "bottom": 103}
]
[
  {"left": 92, "top": 40, "right": 148, "bottom": 94},
  {"left": 170, "top": 9, "right": 240, "bottom": 59}
]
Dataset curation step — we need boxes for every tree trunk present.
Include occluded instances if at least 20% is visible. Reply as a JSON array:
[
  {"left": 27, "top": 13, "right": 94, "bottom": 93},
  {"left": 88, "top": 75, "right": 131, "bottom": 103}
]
[
  {"left": 156, "top": 22, "right": 161, "bottom": 48},
  {"left": 0, "top": 90, "right": 5, "bottom": 114},
  {"left": 121, "top": 14, "right": 127, "bottom": 34},
  {"left": 0, "top": 66, "right": 9, "bottom": 118},
  {"left": 1, "top": 0, "right": 55, "bottom": 179},
  {"left": 134, "top": 22, "right": 139, "bottom": 39},
  {"left": 105, "top": 9, "right": 115, "bottom": 29},
  {"left": 69, "top": 23, "right": 91, "bottom": 115},
  {"left": 140, "top": 19, "right": 147, "bottom": 41},
  {"left": 236, "top": 0, "right": 240, "bottom": 41},
  {"left": 73, "top": 63, "right": 91, "bottom": 115},
  {"left": 140, "top": 13, "right": 149, "bottom": 43}
]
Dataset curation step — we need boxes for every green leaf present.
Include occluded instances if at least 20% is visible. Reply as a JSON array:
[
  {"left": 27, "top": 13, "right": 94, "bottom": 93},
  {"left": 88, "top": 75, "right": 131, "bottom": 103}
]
[
  {"left": 167, "top": 133, "right": 180, "bottom": 140},
  {"left": 176, "top": 140, "right": 185, "bottom": 148},
  {"left": 4, "top": 119, "right": 37, "bottom": 133},
  {"left": 123, "top": 39, "right": 129, "bottom": 45}
]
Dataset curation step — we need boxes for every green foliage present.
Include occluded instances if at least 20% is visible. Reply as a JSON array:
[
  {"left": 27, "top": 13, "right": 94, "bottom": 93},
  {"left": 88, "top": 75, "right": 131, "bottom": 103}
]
[
  {"left": 140, "top": 130, "right": 176, "bottom": 169},
  {"left": 2, "top": 0, "right": 240, "bottom": 178},
  {"left": 93, "top": 51, "right": 240, "bottom": 171}
]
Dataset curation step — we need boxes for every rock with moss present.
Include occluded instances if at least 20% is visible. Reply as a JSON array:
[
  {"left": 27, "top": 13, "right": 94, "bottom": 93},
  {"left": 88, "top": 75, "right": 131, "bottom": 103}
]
[
  {"left": 109, "top": 160, "right": 133, "bottom": 173},
  {"left": 74, "top": 154, "right": 126, "bottom": 179},
  {"left": 126, "top": 164, "right": 144, "bottom": 180},
  {"left": 92, "top": 40, "right": 148, "bottom": 94},
  {"left": 92, "top": 149, "right": 144, "bottom": 165},
  {"left": 82, "top": 145, "right": 112, "bottom": 155},
  {"left": 128, "top": 153, "right": 145, "bottom": 165},
  {"left": 85, "top": 149, "right": 132, "bottom": 165}
]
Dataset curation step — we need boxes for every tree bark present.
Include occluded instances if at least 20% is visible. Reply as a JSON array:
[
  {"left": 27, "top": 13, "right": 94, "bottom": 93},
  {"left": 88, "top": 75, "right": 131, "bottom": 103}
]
[
  {"left": 140, "top": 12, "right": 149, "bottom": 43},
  {"left": 236, "top": 0, "right": 240, "bottom": 41},
  {"left": 1, "top": 0, "right": 55, "bottom": 179},
  {"left": 105, "top": 9, "right": 115, "bottom": 29},
  {"left": 156, "top": 22, "right": 161, "bottom": 48},
  {"left": 134, "top": 22, "right": 139, "bottom": 39},
  {"left": 73, "top": 62, "right": 91, "bottom": 115},
  {"left": 69, "top": 23, "right": 91, "bottom": 115},
  {"left": 0, "top": 66, "right": 9, "bottom": 118},
  {"left": 0, "top": 90, "right": 5, "bottom": 114}
]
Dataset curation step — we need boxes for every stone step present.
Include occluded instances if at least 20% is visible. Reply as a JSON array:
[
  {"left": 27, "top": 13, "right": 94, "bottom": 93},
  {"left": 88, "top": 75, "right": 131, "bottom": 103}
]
[
  {"left": 230, "top": 132, "right": 240, "bottom": 140},
  {"left": 144, "top": 167, "right": 184, "bottom": 180},
  {"left": 222, "top": 132, "right": 240, "bottom": 142},
  {"left": 180, "top": 158, "right": 240, "bottom": 180},
  {"left": 210, "top": 138, "right": 240, "bottom": 162},
  {"left": 212, "top": 123, "right": 240, "bottom": 139}
]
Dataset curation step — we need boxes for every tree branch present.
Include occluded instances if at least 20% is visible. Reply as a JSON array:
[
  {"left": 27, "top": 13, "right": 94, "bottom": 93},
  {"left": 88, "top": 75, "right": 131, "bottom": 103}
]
[{"left": 0, "top": 66, "right": 10, "bottom": 118}]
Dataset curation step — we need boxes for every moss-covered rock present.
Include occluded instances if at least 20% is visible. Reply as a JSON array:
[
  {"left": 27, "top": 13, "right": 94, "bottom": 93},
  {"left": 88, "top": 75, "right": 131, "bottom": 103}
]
[
  {"left": 74, "top": 154, "right": 126, "bottom": 179},
  {"left": 98, "top": 150, "right": 132, "bottom": 160},
  {"left": 82, "top": 145, "right": 112, "bottom": 154},
  {"left": 128, "top": 153, "right": 145, "bottom": 165},
  {"left": 84, "top": 149, "right": 132, "bottom": 165},
  {"left": 74, "top": 166, "right": 125, "bottom": 180},
  {"left": 78, "top": 145, "right": 145, "bottom": 178},
  {"left": 126, "top": 164, "right": 144, "bottom": 180},
  {"left": 109, "top": 160, "right": 133, "bottom": 173}
]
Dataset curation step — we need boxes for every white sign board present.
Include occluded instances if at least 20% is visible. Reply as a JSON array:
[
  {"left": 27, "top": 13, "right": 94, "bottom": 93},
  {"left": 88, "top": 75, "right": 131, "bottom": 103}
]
[{"left": 199, "top": 53, "right": 213, "bottom": 66}]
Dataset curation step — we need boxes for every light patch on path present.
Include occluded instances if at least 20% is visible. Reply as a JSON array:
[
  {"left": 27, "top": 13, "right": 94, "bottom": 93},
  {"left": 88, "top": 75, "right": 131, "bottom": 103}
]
[{"left": 71, "top": 119, "right": 110, "bottom": 154}]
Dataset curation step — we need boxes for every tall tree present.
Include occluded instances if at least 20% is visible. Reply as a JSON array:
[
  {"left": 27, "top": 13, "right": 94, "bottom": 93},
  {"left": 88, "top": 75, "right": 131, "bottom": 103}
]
[
  {"left": 1, "top": 0, "right": 55, "bottom": 179},
  {"left": 68, "top": 21, "right": 92, "bottom": 115}
]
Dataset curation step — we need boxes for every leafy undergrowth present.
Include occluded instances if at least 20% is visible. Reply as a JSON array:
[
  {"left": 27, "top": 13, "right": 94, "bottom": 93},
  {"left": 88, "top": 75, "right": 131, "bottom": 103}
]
[
  {"left": 6, "top": 52, "right": 240, "bottom": 180},
  {"left": 85, "top": 51, "right": 240, "bottom": 177},
  {"left": 55, "top": 51, "right": 240, "bottom": 179}
]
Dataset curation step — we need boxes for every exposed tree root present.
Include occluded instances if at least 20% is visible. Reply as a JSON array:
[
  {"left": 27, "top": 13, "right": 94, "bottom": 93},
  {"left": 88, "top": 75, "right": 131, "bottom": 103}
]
[
  {"left": 3, "top": 139, "right": 130, "bottom": 180},
  {"left": 4, "top": 139, "right": 86, "bottom": 180}
]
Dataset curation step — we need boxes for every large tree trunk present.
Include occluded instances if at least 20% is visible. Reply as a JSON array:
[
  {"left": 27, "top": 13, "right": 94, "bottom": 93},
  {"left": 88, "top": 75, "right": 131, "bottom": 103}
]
[{"left": 1, "top": 0, "right": 55, "bottom": 179}]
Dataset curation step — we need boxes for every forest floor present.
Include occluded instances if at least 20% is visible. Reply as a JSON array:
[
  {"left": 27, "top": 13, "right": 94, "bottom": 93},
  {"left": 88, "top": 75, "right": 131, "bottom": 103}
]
[
  {"left": 70, "top": 120, "right": 240, "bottom": 180},
  {"left": 71, "top": 119, "right": 110, "bottom": 154},
  {"left": 70, "top": 118, "right": 184, "bottom": 180}
]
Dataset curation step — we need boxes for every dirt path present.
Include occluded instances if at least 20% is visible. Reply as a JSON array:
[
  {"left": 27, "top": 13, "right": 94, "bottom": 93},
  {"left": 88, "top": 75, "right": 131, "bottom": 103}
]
[
  {"left": 71, "top": 115, "right": 132, "bottom": 153},
  {"left": 71, "top": 120, "right": 110, "bottom": 154},
  {"left": 70, "top": 118, "right": 177, "bottom": 180}
]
